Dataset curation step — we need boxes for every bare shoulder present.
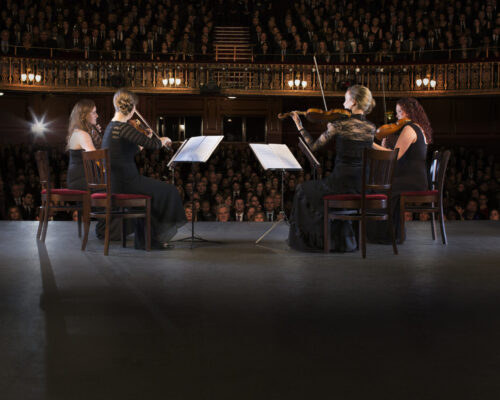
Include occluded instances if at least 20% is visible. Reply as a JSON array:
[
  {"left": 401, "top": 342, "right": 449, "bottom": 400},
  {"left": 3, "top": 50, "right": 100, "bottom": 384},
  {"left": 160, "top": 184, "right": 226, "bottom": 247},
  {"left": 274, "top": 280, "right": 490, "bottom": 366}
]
[
  {"left": 400, "top": 124, "right": 417, "bottom": 142},
  {"left": 68, "top": 129, "right": 91, "bottom": 150}
]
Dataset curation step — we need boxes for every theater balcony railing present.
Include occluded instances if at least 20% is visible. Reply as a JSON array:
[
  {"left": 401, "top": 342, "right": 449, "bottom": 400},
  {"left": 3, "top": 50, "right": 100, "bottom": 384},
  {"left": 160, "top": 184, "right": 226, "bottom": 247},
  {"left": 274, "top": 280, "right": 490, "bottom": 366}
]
[{"left": 1, "top": 55, "right": 499, "bottom": 97}]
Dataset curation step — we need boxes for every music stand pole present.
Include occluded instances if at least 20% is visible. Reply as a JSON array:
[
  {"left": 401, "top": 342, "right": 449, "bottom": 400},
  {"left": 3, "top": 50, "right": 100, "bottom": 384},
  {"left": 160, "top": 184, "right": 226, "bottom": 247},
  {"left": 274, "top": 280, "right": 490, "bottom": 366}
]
[{"left": 255, "top": 169, "right": 288, "bottom": 244}]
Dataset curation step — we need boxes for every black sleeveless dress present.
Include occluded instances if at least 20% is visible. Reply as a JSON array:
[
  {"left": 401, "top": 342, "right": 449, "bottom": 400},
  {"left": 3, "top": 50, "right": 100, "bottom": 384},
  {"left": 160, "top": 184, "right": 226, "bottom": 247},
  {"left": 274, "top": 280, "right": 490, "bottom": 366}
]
[
  {"left": 67, "top": 149, "right": 86, "bottom": 190},
  {"left": 367, "top": 122, "right": 429, "bottom": 242},
  {"left": 102, "top": 121, "right": 186, "bottom": 247},
  {"left": 288, "top": 114, "right": 376, "bottom": 252}
]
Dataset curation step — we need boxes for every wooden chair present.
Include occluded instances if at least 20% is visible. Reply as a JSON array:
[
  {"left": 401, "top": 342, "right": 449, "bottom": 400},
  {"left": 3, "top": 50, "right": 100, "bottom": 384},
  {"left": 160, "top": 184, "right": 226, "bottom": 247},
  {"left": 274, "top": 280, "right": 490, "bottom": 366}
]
[
  {"left": 323, "top": 148, "right": 399, "bottom": 258},
  {"left": 35, "top": 150, "right": 88, "bottom": 242},
  {"left": 400, "top": 150, "right": 451, "bottom": 244},
  {"left": 81, "top": 149, "right": 151, "bottom": 255}
]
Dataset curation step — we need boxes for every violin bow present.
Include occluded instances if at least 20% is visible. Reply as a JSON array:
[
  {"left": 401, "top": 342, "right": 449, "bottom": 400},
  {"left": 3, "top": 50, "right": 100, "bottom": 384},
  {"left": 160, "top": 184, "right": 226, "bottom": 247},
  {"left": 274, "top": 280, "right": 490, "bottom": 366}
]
[
  {"left": 313, "top": 55, "right": 328, "bottom": 111},
  {"left": 134, "top": 109, "right": 162, "bottom": 141},
  {"left": 378, "top": 67, "right": 388, "bottom": 124}
]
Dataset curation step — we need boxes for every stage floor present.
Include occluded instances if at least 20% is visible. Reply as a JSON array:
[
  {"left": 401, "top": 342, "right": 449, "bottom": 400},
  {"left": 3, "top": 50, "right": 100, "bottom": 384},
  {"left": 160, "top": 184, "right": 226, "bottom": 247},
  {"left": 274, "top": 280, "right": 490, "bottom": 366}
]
[{"left": 1, "top": 221, "right": 500, "bottom": 399}]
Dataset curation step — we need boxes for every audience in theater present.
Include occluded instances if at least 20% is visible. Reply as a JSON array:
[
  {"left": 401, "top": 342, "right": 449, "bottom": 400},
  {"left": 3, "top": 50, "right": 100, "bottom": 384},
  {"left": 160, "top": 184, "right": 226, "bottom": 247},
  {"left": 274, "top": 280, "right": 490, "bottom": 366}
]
[
  {"left": 1, "top": 143, "right": 499, "bottom": 227},
  {"left": 1, "top": 0, "right": 499, "bottom": 62}
]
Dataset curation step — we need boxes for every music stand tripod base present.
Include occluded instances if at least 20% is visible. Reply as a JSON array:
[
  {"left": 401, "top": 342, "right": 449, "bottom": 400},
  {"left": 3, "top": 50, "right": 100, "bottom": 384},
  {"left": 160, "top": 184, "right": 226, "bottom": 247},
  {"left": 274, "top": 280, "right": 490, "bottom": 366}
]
[{"left": 255, "top": 211, "right": 289, "bottom": 244}]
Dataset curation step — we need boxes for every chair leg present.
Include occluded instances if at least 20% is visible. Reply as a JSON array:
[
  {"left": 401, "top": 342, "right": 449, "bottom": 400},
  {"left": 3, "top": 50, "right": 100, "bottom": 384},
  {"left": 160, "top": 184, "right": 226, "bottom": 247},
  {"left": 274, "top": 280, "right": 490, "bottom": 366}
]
[
  {"left": 41, "top": 201, "right": 50, "bottom": 242},
  {"left": 146, "top": 200, "right": 151, "bottom": 251},
  {"left": 399, "top": 197, "right": 406, "bottom": 244},
  {"left": 323, "top": 200, "right": 330, "bottom": 253},
  {"left": 77, "top": 209, "right": 82, "bottom": 238},
  {"left": 37, "top": 204, "right": 44, "bottom": 240},
  {"left": 439, "top": 204, "right": 448, "bottom": 245},
  {"left": 430, "top": 205, "right": 437, "bottom": 240},
  {"left": 81, "top": 199, "right": 90, "bottom": 251},
  {"left": 122, "top": 216, "right": 127, "bottom": 248},
  {"left": 104, "top": 209, "right": 111, "bottom": 256},
  {"left": 388, "top": 209, "right": 398, "bottom": 256},
  {"left": 360, "top": 217, "right": 366, "bottom": 258}
]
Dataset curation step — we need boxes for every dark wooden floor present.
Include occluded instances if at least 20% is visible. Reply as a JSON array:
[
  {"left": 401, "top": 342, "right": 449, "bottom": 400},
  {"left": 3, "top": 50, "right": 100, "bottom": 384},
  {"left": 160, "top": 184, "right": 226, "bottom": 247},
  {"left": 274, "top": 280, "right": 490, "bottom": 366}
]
[{"left": 1, "top": 220, "right": 500, "bottom": 399}]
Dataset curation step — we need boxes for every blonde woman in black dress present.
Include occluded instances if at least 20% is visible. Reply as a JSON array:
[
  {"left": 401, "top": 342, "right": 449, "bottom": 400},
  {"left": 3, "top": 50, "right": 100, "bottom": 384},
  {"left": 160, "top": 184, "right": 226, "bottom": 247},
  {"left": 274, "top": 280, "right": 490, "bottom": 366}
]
[
  {"left": 288, "top": 85, "right": 377, "bottom": 252},
  {"left": 102, "top": 89, "right": 186, "bottom": 249}
]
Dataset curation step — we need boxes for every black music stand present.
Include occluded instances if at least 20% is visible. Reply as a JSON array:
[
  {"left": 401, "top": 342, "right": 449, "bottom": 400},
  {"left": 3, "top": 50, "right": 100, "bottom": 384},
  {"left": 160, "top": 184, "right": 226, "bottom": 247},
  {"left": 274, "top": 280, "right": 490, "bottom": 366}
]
[
  {"left": 168, "top": 135, "right": 224, "bottom": 247},
  {"left": 298, "top": 137, "right": 320, "bottom": 180},
  {"left": 250, "top": 143, "right": 302, "bottom": 244}
]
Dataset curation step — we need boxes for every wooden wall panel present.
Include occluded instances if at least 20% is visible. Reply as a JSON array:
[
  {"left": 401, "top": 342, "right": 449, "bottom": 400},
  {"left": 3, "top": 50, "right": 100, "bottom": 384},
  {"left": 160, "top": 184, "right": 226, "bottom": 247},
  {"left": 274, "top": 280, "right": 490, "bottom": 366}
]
[{"left": 0, "top": 93, "right": 499, "bottom": 152}]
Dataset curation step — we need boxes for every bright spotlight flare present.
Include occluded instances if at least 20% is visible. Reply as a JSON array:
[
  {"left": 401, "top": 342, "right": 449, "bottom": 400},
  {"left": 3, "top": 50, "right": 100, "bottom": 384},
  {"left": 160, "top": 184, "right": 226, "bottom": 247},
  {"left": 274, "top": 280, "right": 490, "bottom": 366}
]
[{"left": 29, "top": 109, "right": 51, "bottom": 136}]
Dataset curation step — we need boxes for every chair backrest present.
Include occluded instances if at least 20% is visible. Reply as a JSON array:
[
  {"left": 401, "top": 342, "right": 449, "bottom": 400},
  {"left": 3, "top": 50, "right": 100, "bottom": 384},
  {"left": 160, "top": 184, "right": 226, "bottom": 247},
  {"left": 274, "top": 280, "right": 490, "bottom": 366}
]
[
  {"left": 431, "top": 150, "right": 451, "bottom": 195},
  {"left": 362, "top": 148, "right": 399, "bottom": 195},
  {"left": 81, "top": 149, "right": 111, "bottom": 194},
  {"left": 35, "top": 150, "right": 51, "bottom": 191}
]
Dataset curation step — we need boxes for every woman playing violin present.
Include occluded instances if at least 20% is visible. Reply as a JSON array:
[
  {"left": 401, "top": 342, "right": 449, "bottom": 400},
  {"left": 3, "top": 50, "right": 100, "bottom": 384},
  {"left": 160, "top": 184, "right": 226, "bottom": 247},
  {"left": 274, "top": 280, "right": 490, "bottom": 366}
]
[
  {"left": 102, "top": 89, "right": 186, "bottom": 249},
  {"left": 368, "top": 97, "right": 432, "bottom": 242},
  {"left": 287, "top": 84, "right": 377, "bottom": 252},
  {"left": 66, "top": 99, "right": 102, "bottom": 190}
]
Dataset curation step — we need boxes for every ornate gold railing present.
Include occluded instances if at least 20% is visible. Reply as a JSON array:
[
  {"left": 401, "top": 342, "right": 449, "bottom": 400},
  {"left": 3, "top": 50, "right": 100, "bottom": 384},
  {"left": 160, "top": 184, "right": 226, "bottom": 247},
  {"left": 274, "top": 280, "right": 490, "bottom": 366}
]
[{"left": 1, "top": 56, "right": 499, "bottom": 96}]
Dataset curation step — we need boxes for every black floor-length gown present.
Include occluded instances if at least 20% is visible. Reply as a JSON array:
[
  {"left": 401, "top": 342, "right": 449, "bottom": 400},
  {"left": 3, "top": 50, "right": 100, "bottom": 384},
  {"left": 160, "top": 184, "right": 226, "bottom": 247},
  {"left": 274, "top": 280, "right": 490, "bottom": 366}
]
[
  {"left": 367, "top": 122, "right": 429, "bottom": 242},
  {"left": 288, "top": 114, "right": 376, "bottom": 252},
  {"left": 102, "top": 121, "right": 186, "bottom": 247}
]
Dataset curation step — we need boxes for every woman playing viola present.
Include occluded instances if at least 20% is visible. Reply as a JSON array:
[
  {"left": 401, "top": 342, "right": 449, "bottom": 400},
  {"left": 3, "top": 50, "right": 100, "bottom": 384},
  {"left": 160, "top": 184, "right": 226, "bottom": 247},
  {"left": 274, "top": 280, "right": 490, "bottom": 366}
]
[{"left": 288, "top": 85, "right": 377, "bottom": 252}]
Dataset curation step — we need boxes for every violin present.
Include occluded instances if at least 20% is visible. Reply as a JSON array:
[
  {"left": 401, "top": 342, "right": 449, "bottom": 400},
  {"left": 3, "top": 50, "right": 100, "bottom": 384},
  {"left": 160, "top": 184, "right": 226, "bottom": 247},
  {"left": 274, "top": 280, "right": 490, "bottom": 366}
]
[
  {"left": 128, "top": 109, "right": 171, "bottom": 149},
  {"left": 278, "top": 108, "right": 351, "bottom": 123},
  {"left": 128, "top": 118, "right": 150, "bottom": 136},
  {"left": 375, "top": 118, "right": 411, "bottom": 140}
]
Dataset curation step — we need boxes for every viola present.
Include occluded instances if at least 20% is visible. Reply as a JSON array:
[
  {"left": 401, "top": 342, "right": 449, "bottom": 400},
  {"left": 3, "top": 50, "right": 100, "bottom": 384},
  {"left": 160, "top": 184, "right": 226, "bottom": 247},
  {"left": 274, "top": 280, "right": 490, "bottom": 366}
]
[
  {"left": 278, "top": 108, "right": 351, "bottom": 123},
  {"left": 375, "top": 118, "right": 411, "bottom": 140}
]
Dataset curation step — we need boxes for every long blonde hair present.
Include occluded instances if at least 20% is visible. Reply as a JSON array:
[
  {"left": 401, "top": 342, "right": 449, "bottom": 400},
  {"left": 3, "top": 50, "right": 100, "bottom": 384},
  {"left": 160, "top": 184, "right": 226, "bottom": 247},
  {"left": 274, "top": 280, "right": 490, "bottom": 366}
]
[
  {"left": 347, "top": 84, "right": 376, "bottom": 114},
  {"left": 113, "top": 88, "right": 138, "bottom": 116},
  {"left": 66, "top": 99, "right": 95, "bottom": 149}
]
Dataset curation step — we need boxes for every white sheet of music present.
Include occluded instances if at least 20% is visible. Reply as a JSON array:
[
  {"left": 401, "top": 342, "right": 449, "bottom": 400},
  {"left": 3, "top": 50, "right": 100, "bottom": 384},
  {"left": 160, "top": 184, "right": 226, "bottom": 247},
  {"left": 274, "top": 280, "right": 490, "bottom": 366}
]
[
  {"left": 250, "top": 144, "right": 302, "bottom": 171},
  {"left": 171, "top": 136, "right": 224, "bottom": 163}
]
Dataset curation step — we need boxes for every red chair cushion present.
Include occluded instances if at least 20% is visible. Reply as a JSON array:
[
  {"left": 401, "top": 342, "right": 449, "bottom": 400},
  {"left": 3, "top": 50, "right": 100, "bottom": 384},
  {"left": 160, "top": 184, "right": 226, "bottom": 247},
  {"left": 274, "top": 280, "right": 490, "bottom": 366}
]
[
  {"left": 324, "top": 193, "right": 388, "bottom": 201},
  {"left": 91, "top": 193, "right": 151, "bottom": 200},
  {"left": 401, "top": 190, "right": 438, "bottom": 196},
  {"left": 42, "top": 189, "right": 86, "bottom": 195}
]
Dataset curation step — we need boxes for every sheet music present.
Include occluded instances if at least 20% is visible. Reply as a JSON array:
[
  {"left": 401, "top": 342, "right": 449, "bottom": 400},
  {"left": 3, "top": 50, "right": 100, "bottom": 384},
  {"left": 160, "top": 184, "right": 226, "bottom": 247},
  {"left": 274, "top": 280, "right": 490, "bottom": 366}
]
[
  {"left": 170, "top": 136, "right": 223, "bottom": 163},
  {"left": 250, "top": 143, "right": 302, "bottom": 170}
]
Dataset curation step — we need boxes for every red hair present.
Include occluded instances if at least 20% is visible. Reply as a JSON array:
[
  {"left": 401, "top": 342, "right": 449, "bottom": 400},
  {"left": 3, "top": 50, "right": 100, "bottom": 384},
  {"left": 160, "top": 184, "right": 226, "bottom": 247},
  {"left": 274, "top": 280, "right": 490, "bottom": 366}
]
[{"left": 397, "top": 98, "right": 433, "bottom": 143}]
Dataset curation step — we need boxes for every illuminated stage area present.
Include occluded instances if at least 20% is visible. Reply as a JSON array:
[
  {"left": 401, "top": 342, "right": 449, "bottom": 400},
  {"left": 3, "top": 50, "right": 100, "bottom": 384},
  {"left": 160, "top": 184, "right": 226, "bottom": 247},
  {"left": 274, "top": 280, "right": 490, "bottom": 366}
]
[{"left": 1, "top": 221, "right": 500, "bottom": 399}]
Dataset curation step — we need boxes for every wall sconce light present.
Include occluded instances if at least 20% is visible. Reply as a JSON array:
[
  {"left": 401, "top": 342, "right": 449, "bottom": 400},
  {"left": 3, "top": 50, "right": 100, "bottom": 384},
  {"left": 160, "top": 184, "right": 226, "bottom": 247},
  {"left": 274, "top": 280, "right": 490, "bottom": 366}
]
[
  {"left": 163, "top": 77, "right": 182, "bottom": 87},
  {"left": 21, "top": 73, "right": 27, "bottom": 82},
  {"left": 301, "top": 81, "right": 307, "bottom": 88},
  {"left": 28, "top": 73, "right": 35, "bottom": 81},
  {"left": 288, "top": 80, "right": 294, "bottom": 88},
  {"left": 415, "top": 77, "right": 436, "bottom": 89},
  {"left": 35, "top": 74, "right": 41, "bottom": 82}
]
